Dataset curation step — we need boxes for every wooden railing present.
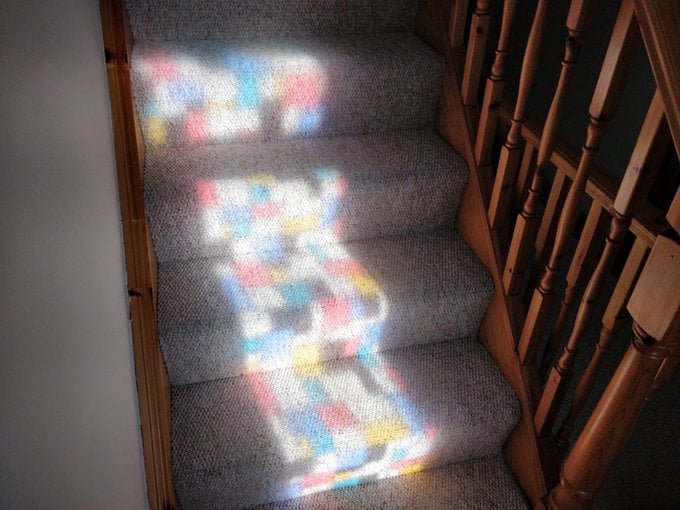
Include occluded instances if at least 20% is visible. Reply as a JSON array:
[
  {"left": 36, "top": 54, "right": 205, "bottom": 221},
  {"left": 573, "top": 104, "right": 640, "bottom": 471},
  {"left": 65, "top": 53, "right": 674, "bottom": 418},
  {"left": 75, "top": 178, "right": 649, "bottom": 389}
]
[{"left": 446, "top": 0, "right": 680, "bottom": 507}]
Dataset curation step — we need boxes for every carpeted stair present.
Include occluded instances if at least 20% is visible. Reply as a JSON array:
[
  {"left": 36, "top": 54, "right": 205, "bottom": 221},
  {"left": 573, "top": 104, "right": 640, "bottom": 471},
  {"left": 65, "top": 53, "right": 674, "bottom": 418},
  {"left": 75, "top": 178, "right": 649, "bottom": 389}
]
[{"left": 126, "top": 0, "right": 528, "bottom": 508}]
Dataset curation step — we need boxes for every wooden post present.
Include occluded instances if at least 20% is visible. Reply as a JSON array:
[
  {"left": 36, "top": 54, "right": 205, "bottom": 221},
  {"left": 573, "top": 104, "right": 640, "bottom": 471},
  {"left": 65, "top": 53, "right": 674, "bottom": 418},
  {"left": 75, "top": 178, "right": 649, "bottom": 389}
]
[
  {"left": 534, "top": 91, "right": 668, "bottom": 436},
  {"left": 518, "top": 0, "right": 640, "bottom": 365},
  {"left": 475, "top": 0, "right": 518, "bottom": 166},
  {"left": 487, "top": 0, "right": 549, "bottom": 230},
  {"left": 502, "top": 0, "right": 594, "bottom": 295},
  {"left": 461, "top": 0, "right": 491, "bottom": 106},
  {"left": 547, "top": 235, "right": 680, "bottom": 509},
  {"left": 555, "top": 237, "right": 650, "bottom": 452}
]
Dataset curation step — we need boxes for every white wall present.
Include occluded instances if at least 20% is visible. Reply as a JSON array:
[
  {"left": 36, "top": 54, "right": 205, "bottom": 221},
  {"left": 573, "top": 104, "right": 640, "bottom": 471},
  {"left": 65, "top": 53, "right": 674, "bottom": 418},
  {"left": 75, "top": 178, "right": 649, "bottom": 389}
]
[{"left": 0, "top": 1, "right": 148, "bottom": 508}]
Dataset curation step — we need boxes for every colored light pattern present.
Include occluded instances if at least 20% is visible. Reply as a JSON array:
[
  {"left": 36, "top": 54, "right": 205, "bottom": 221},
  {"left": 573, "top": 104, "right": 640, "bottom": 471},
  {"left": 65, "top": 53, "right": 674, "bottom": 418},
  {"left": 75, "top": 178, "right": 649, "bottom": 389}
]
[
  {"left": 198, "top": 170, "right": 436, "bottom": 499},
  {"left": 134, "top": 50, "right": 325, "bottom": 146}
]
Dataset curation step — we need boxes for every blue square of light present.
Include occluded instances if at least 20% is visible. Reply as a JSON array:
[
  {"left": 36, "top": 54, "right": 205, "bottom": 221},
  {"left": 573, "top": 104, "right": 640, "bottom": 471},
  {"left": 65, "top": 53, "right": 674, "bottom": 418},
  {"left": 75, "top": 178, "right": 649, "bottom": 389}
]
[
  {"left": 365, "top": 323, "right": 384, "bottom": 345},
  {"left": 350, "top": 298, "right": 367, "bottom": 320},
  {"left": 232, "top": 222, "right": 251, "bottom": 238},
  {"left": 286, "top": 406, "right": 328, "bottom": 437},
  {"left": 309, "top": 432, "right": 335, "bottom": 456},
  {"left": 336, "top": 446, "right": 369, "bottom": 471},
  {"left": 322, "top": 199, "right": 340, "bottom": 229},
  {"left": 280, "top": 282, "right": 311, "bottom": 309},
  {"left": 306, "top": 241, "right": 326, "bottom": 262},
  {"left": 257, "top": 236, "right": 283, "bottom": 262},
  {"left": 238, "top": 73, "right": 260, "bottom": 109},
  {"left": 298, "top": 106, "right": 323, "bottom": 134},
  {"left": 250, "top": 184, "right": 270, "bottom": 202},
  {"left": 168, "top": 79, "right": 204, "bottom": 106},
  {"left": 390, "top": 394, "right": 425, "bottom": 436},
  {"left": 304, "top": 379, "right": 327, "bottom": 404},
  {"left": 219, "top": 276, "right": 251, "bottom": 312},
  {"left": 222, "top": 206, "right": 250, "bottom": 226}
]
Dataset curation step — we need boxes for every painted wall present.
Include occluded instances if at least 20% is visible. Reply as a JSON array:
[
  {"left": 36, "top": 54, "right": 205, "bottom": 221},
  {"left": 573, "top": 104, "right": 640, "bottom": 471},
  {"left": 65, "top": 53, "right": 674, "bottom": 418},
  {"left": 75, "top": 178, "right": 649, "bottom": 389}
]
[{"left": 0, "top": 1, "right": 148, "bottom": 508}]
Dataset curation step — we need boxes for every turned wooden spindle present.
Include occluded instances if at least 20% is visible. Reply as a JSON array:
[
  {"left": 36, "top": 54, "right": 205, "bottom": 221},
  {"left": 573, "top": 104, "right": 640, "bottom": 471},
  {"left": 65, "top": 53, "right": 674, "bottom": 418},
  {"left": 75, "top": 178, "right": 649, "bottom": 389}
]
[
  {"left": 554, "top": 237, "right": 650, "bottom": 453},
  {"left": 487, "top": 0, "right": 549, "bottom": 230},
  {"left": 534, "top": 91, "right": 668, "bottom": 436},
  {"left": 517, "top": 0, "right": 640, "bottom": 365},
  {"left": 515, "top": 141, "right": 537, "bottom": 208},
  {"left": 502, "top": 0, "right": 593, "bottom": 295},
  {"left": 475, "top": 0, "right": 518, "bottom": 166},
  {"left": 539, "top": 202, "right": 608, "bottom": 378},
  {"left": 547, "top": 235, "right": 680, "bottom": 510},
  {"left": 449, "top": 0, "right": 470, "bottom": 48},
  {"left": 462, "top": 0, "right": 491, "bottom": 107}
]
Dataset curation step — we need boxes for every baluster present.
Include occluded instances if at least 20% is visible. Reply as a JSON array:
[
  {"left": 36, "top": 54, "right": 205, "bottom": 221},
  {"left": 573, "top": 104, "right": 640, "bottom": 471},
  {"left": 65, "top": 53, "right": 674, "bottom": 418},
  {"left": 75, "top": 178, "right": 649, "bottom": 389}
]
[
  {"left": 475, "top": 0, "right": 518, "bottom": 166},
  {"left": 534, "top": 172, "right": 571, "bottom": 273},
  {"left": 461, "top": 0, "right": 491, "bottom": 106},
  {"left": 515, "top": 141, "right": 537, "bottom": 208},
  {"left": 449, "top": 0, "right": 470, "bottom": 48},
  {"left": 539, "top": 202, "right": 608, "bottom": 378},
  {"left": 517, "top": 0, "right": 640, "bottom": 366},
  {"left": 487, "top": 0, "right": 549, "bottom": 229},
  {"left": 547, "top": 235, "right": 680, "bottom": 510},
  {"left": 503, "top": 0, "right": 594, "bottom": 296},
  {"left": 534, "top": 91, "right": 667, "bottom": 437},
  {"left": 555, "top": 237, "right": 650, "bottom": 452}
]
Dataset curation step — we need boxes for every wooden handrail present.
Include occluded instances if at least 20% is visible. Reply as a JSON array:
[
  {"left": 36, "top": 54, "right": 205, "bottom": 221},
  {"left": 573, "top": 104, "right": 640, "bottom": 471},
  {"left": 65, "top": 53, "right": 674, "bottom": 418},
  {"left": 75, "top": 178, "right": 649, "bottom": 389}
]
[
  {"left": 634, "top": 0, "right": 680, "bottom": 157},
  {"left": 547, "top": 235, "right": 680, "bottom": 509}
]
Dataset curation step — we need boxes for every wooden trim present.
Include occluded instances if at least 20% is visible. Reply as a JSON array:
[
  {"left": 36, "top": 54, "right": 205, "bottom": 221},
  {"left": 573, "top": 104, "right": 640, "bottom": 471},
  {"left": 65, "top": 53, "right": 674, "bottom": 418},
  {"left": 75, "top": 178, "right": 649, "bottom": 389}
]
[
  {"left": 634, "top": 0, "right": 680, "bottom": 157},
  {"left": 417, "top": 0, "right": 549, "bottom": 504},
  {"left": 99, "top": 1, "right": 177, "bottom": 508}
]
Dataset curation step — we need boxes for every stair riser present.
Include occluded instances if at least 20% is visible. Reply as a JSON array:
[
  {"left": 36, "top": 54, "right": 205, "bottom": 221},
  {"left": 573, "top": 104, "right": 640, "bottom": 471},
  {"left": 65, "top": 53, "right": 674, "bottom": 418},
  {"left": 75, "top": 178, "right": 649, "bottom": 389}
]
[
  {"left": 158, "top": 234, "right": 493, "bottom": 386},
  {"left": 127, "top": 0, "right": 418, "bottom": 41},
  {"left": 171, "top": 340, "right": 520, "bottom": 509}
]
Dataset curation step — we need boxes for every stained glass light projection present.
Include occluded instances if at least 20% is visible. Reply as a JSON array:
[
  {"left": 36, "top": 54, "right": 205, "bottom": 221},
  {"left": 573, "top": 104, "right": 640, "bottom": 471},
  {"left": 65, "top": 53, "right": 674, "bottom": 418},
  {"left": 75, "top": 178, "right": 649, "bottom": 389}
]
[
  {"left": 197, "top": 170, "right": 436, "bottom": 499},
  {"left": 134, "top": 49, "right": 325, "bottom": 146}
]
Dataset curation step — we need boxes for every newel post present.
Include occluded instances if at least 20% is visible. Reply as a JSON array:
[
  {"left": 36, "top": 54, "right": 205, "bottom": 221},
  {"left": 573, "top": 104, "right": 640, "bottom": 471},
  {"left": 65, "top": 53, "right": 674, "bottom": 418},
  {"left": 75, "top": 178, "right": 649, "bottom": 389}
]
[{"left": 545, "top": 235, "right": 680, "bottom": 509}]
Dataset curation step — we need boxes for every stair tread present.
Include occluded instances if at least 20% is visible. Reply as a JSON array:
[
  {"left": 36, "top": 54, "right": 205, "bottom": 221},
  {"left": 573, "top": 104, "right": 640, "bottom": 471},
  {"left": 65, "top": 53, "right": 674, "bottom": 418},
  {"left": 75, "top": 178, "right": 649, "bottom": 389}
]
[
  {"left": 256, "top": 455, "right": 528, "bottom": 510},
  {"left": 126, "top": 0, "right": 419, "bottom": 42},
  {"left": 171, "top": 339, "right": 521, "bottom": 509},
  {"left": 158, "top": 231, "right": 493, "bottom": 386},
  {"left": 129, "top": 32, "right": 444, "bottom": 148},
  {"left": 145, "top": 129, "right": 468, "bottom": 263}
]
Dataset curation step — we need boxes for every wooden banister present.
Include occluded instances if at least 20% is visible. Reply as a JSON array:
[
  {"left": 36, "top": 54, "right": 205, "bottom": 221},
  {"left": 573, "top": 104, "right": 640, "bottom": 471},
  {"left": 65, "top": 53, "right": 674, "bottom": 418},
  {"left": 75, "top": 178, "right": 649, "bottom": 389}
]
[
  {"left": 518, "top": 0, "right": 641, "bottom": 366},
  {"left": 555, "top": 237, "right": 650, "bottom": 452},
  {"left": 534, "top": 91, "right": 669, "bottom": 437},
  {"left": 487, "top": 0, "right": 548, "bottom": 230},
  {"left": 634, "top": 0, "right": 680, "bottom": 158},
  {"left": 547, "top": 235, "right": 680, "bottom": 509},
  {"left": 502, "top": 0, "right": 593, "bottom": 295},
  {"left": 461, "top": 1, "right": 491, "bottom": 106},
  {"left": 475, "top": 0, "right": 517, "bottom": 167}
]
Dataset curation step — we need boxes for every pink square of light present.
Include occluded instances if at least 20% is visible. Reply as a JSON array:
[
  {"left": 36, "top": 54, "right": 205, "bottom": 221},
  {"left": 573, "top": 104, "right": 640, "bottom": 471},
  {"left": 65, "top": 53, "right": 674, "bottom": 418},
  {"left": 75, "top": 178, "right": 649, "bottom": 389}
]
[
  {"left": 195, "top": 180, "right": 218, "bottom": 207},
  {"left": 185, "top": 110, "right": 207, "bottom": 143},
  {"left": 284, "top": 73, "right": 323, "bottom": 108},
  {"left": 320, "top": 297, "right": 351, "bottom": 328},
  {"left": 234, "top": 262, "right": 272, "bottom": 287},
  {"left": 318, "top": 402, "right": 356, "bottom": 430}
]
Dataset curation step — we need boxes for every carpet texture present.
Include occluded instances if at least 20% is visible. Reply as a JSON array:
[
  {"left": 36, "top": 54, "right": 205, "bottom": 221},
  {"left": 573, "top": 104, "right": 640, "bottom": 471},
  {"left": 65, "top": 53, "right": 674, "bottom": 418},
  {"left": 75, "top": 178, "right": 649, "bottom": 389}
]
[
  {"left": 171, "top": 340, "right": 520, "bottom": 509},
  {"left": 158, "top": 232, "right": 493, "bottom": 385},
  {"left": 257, "top": 455, "right": 527, "bottom": 510},
  {"left": 126, "top": 0, "right": 419, "bottom": 41},
  {"left": 130, "top": 34, "right": 444, "bottom": 148},
  {"left": 125, "top": 0, "right": 527, "bottom": 507},
  {"left": 145, "top": 130, "right": 467, "bottom": 263}
]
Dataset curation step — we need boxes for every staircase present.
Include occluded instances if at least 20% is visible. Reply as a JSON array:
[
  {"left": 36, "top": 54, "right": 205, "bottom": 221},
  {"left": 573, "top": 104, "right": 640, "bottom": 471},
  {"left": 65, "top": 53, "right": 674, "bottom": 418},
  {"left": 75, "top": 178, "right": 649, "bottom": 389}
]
[{"left": 125, "top": 1, "right": 526, "bottom": 507}]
